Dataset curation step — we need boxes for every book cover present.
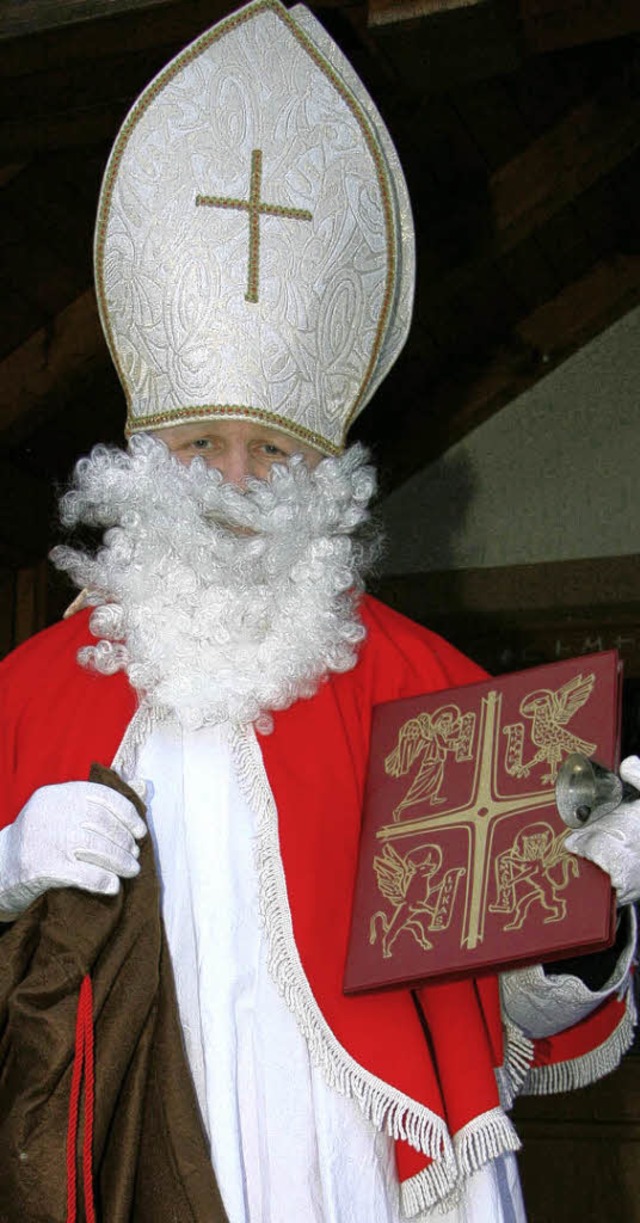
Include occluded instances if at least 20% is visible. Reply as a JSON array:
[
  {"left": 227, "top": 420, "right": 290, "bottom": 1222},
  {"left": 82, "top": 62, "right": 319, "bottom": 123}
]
[{"left": 344, "top": 651, "right": 621, "bottom": 993}]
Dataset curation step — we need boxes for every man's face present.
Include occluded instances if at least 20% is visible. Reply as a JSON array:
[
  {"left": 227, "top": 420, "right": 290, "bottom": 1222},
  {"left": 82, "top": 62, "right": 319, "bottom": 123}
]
[{"left": 151, "top": 418, "right": 323, "bottom": 486}]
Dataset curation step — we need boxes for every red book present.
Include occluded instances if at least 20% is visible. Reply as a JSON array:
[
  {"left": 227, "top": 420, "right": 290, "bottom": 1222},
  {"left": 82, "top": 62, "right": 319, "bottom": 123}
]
[{"left": 344, "top": 651, "right": 621, "bottom": 993}]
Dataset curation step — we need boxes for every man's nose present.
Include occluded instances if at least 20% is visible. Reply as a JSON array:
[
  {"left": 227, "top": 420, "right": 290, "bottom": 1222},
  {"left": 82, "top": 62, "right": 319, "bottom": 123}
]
[{"left": 210, "top": 447, "right": 253, "bottom": 487}]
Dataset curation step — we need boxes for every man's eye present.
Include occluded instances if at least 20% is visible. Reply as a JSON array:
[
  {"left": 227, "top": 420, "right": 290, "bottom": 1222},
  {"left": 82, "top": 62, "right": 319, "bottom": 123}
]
[
  {"left": 263, "top": 444, "right": 287, "bottom": 458},
  {"left": 191, "top": 438, "right": 211, "bottom": 450}
]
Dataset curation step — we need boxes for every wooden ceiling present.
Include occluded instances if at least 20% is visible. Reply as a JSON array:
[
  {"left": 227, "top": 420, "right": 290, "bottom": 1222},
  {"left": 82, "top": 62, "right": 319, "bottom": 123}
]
[{"left": 1, "top": 0, "right": 639, "bottom": 567}]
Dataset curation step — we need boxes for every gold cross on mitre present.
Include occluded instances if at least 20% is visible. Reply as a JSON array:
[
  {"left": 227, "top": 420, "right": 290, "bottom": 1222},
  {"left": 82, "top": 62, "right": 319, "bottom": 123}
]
[{"left": 195, "top": 149, "right": 313, "bottom": 304}]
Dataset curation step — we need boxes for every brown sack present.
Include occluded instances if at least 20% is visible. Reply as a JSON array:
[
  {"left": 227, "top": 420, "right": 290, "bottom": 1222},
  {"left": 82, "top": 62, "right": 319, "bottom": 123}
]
[{"left": 0, "top": 764, "right": 228, "bottom": 1223}]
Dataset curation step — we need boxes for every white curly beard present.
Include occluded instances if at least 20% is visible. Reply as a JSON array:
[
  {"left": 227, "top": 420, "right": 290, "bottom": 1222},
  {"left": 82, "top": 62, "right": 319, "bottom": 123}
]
[{"left": 51, "top": 434, "right": 379, "bottom": 730}]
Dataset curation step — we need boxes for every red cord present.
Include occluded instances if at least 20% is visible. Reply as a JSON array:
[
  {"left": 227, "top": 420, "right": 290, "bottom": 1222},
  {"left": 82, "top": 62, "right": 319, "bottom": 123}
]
[{"left": 66, "top": 974, "right": 96, "bottom": 1223}]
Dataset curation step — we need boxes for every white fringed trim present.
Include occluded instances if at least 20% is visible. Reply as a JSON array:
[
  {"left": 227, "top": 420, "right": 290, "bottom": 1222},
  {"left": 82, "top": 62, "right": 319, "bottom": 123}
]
[
  {"left": 109, "top": 711, "right": 535, "bottom": 1217},
  {"left": 110, "top": 710, "right": 453, "bottom": 1164},
  {"left": 496, "top": 1020, "right": 535, "bottom": 1109},
  {"left": 522, "top": 985, "right": 637, "bottom": 1096},
  {"left": 400, "top": 1158, "right": 461, "bottom": 1217},
  {"left": 399, "top": 1107, "right": 521, "bottom": 1218},
  {"left": 454, "top": 1106, "right": 521, "bottom": 1174},
  {"left": 228, "top": 722, "right": 458, "bottom": 1179},
  {"left": 111, "top": 704, "right": 159, "bottom": 777}
]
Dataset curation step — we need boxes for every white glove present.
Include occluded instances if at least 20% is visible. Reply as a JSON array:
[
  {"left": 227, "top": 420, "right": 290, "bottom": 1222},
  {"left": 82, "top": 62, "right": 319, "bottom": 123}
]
[
  {"left": 0, "top": 781, "right": 147, "bottom": 918},
  {"left": 565, "top": 755, "right": 640, "bottom": 905}
]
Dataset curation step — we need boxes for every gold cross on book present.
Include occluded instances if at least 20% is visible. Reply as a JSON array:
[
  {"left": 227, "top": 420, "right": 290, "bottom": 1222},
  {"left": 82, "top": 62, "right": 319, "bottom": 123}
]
[
  {"left": 379, "top": 691, "right": 551, "bottom": 951},
  {"left": 196, "top": 149, "right": 313, "bottom": 303}
]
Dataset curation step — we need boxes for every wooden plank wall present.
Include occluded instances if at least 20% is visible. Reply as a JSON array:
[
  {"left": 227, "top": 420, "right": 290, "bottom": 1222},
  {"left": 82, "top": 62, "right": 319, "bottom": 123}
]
[
  {"left": 514, "top": 1056, "right": 640, "bottom": 1222},
  {"left": 374, "top": 555, "right": 640, "bottom": 679},
  {"left": 0, "top": 560, "right": 52, "bottom": 657}
]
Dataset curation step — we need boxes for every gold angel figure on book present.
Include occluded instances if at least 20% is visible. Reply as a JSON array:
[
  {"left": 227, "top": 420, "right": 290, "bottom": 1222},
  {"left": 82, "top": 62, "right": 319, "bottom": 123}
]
[
  {"left": 503, "top": 672, "right": 597, "bottom": 785},
  {"left": 384, "top": 703, "right": 476, "bottom": 822},
  {"left": 489, "top": 821, "right": 579, "bottom": 930},
  {"left": 369, "top": 843, "right": 466, "bottom": 959}
]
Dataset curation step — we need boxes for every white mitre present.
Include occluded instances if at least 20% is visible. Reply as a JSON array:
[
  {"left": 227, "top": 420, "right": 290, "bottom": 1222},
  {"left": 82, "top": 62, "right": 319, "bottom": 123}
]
[{"left": 94, "top": 0, "right": 415, "bottom": 455}]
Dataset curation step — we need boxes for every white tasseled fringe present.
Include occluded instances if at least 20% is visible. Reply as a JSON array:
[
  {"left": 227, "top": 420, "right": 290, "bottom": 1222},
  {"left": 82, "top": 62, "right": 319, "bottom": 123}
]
[
  {"left": 496, "top": 1020, "right": 535, "bottom": 1109},
  {"left": 112, "top": 704, "right": 157, "bottom": 778},
  {"left": 454, "top": 1106, "right": 521, "bottom": 1174},
  {"left": 229, "top": 722, "right": 459, "bottom": 1174},
  {"left": 400, "top": 1107, "right": 521, "bottom": 1217},
  {"left": 112, "top": 710, "right": 452, "bottom": 1161},
  {"left": 522, "top": 985, "right": 637, "bottom": 1096},
  {"left": 113, "top": 710, "right": 540, "bottom": 1217},
  {"left": 401, "top": 1157, "right": 461, "bottom": 1217}
]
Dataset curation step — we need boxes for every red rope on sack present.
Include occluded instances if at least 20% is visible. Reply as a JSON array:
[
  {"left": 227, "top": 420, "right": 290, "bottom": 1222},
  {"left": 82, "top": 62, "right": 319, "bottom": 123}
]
[{"left": 66, "top": 974, "right": 96, "bottom": 1223}]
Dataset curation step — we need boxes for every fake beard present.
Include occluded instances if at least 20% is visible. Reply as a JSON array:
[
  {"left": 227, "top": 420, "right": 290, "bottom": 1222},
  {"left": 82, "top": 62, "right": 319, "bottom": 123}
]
[{"left": 51, "top": 434, "right": 378, "bottom": 730}]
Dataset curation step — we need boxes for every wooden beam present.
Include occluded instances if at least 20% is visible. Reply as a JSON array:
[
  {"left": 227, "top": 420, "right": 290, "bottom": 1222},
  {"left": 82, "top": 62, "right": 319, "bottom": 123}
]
[
  {"left": 368, "top": 0, "right": 485, "bottom": 26},
  {"left": 355, "top": 254, "right": 640, "bottom": 488},
  {"left": 368, "top": 0, "right": 521, "bottom": 87},
  {"left": 0, "top": 290, "right": 107, "bottom": 440},
  {"left": 374, "top": 555, "right": 640, "bottom": 677},
  {"left": 520, "top": 0, "right": 640, "bottom": 53},
  {"left": 489, "top": 92, "right": 640, "bottom": 257},
  {"left": 368, "top": 0, "right": 640, "bottom": 46},
  {"left": 0, "top": 0, "right": 176, "bottom": 41},
  {"left": 442, "top": 254, "right": 640, "bottom": 443},
  {"left": 419, "top": 81, "right": 640, "bottom": 327},
  {"left": 0, "top": 0, "right": 235, "bottom": 80},
  {"left": 376, "top": 555, "right": 640, "bottom": 619},
  {"left": 0, "top": 0, "right": 356, "bottom": 41}
]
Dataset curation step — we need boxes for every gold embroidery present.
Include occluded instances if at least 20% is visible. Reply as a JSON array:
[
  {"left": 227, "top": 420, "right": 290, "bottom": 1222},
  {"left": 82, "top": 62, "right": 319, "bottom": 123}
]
[
  {"left": 195, "top": 148, "right": 313, "bottom": 304},
  {"left": 125, "top": 402, "right": 341, "bottom": 455}
]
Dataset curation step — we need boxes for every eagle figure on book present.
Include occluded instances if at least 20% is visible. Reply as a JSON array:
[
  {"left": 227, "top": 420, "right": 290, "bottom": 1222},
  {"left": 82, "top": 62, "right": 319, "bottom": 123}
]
[{"left": 506, "top": 672, "right": 597, "bottom": 785}]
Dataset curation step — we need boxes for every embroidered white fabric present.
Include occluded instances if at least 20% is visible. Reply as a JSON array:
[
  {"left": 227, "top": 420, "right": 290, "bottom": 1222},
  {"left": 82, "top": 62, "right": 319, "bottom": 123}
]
[
  {"left": 95, "top": 0, "right": 415, "bottom": 453},
  {"left": 125, "top": 719, "right": 525, "bottom": 1222},
  {"left": 500, "top": 907, "right": 636, "bottom": 1039}
]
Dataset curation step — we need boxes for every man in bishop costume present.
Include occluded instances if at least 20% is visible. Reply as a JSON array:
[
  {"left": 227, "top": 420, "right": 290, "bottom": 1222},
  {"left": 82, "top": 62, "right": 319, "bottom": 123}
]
[{"left": 1, "top": 3, "right": 639, "bottom": 1220}]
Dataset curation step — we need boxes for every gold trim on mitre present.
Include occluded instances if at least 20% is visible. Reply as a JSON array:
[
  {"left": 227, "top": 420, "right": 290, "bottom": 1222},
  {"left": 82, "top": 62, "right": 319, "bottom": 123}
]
[
  {"left": 125, "top": 403, "right": 342, "bottom": 456},
  {"left": 95, "top": 0, "right": 402, "bottom": 453}
]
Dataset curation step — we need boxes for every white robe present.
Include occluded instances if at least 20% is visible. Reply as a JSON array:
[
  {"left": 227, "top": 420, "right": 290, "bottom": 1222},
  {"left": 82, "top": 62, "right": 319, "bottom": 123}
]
[{"left": 125, "top": 718, "right": 526, "bottom": 1223}]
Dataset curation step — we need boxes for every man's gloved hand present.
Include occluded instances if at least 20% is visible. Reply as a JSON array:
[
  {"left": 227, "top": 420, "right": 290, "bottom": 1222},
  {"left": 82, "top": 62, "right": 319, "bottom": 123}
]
[
  {"left": 0, "top": 781, "right": 147, "bottom": 918},
  {"left": 565, "top": 755, "right": 640, "bottom": 906}
]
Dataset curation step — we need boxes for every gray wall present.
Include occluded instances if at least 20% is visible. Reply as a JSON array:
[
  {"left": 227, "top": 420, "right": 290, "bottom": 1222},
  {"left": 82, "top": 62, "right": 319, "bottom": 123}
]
[{"left": 379, "top": 305, "right": 640, "bottom": 574}]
